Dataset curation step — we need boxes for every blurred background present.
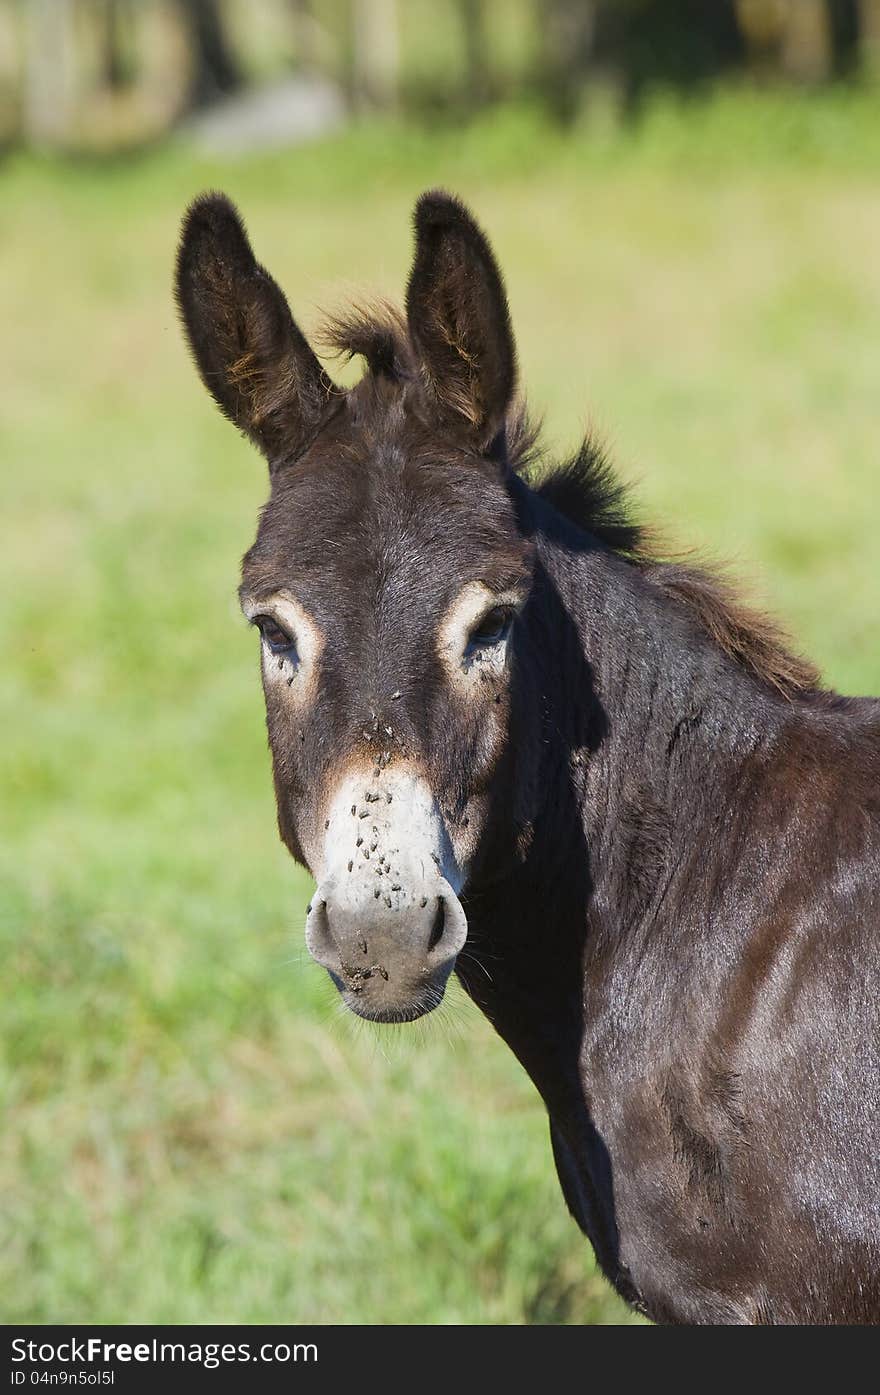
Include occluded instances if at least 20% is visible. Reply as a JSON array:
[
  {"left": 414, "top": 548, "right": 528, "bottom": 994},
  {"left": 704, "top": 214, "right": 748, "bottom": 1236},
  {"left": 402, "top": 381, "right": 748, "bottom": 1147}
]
[{"left": 2, "top": 1, "right": 879, "bottom": 1324}]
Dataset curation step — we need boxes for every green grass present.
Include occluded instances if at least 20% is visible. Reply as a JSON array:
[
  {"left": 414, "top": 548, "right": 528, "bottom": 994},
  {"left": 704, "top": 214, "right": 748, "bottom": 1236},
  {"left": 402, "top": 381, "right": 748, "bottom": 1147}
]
[{"left": 2, "top": 86, "right": 880, "bottom": 1324}]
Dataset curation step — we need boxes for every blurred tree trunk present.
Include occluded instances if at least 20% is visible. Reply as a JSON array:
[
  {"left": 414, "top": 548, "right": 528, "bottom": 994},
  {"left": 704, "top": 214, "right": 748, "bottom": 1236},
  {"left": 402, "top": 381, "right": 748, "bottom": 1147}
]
[
  {"left": 457, "top": 0, "right": 490, "bottom": 108},
  {"left": 736, "top": 0, "right": 788, "bottom": 74},
  {"left": 539, "top": 0, "right": 597, "bottom": 124},
  {"left": 24, "top": 0, "right": 76, "bottom": 148},
  {"left": 101, "top": 0, "right": 134, "bottom": 91},
  {"left": 0, "top": 1, "right": 22, "bottom": 145},
  {"left": 860, "top": 0, "right": 880, "bottom": 37},
  {"left": 179, "top": 0, "right": 242, "bottom": 110},
  {"left": 349, "top": 0, "right": 398, "bottom": 110},
  {"left": 592, "top": 2, "right": 745, "bottom": 115},
  {"left": 826, "top": 0, "right": 861, "bottom": 73},
  {"left": 290, "top": 0, "right": 318, "bottom": 72},
  {"left": 780, "top": 0, "right": 831, "bottom": 80},
  {"left": 860, "top": 0, "right": 880, "bottom": 69}
]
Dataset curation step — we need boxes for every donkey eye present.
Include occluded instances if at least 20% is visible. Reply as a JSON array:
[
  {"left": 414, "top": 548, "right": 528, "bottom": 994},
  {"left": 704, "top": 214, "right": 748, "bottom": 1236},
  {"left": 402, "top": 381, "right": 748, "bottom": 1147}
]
[
  {"left": 467, "top": 606, "right": 513, "bottom": 651},
  {"left": 255, "top": 615, "right": 296, "bottom": 655}
]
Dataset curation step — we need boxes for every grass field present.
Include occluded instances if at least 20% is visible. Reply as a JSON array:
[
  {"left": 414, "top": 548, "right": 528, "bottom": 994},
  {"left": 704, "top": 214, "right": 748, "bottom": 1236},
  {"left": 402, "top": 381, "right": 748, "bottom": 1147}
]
[{"left": 2, "top": 87, "right": 880, "bottom": 1324}]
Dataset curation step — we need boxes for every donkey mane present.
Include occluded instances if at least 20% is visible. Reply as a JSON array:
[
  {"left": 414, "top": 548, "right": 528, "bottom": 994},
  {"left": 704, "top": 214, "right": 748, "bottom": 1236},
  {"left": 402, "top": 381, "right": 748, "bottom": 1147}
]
[
  {"left": 519, "top": 433, "right": 821, "bottom": 698},
  {"left": 318, "top": 302, "right": 820, "bottom": 700}
]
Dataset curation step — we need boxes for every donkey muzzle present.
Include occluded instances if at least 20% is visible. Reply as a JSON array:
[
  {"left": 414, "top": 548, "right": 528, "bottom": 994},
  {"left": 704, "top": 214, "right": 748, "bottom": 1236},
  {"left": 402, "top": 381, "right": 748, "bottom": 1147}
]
[
  {"left": 306, "top": 876, "right": 467, "bottom": 1021},
  {"left": 304, "top": 766, "right": 468, "bottom": 1021}
]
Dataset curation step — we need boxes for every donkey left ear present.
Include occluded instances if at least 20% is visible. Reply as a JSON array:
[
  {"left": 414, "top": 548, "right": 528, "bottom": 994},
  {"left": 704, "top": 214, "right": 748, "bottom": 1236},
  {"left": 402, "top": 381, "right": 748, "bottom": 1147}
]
[
  {"left": 405, "top": 190, "right": 517, "bottom": 451},
  {"left": 175, "top": 192, "right": 337, "bottom": 468}
]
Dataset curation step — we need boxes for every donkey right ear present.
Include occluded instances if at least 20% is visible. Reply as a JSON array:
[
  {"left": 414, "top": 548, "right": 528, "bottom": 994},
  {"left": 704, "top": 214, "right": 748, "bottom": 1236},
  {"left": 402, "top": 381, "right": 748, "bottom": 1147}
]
[
  {"left": 175, "top": 193, "right": 337, "bottom": 467},
  {"left": 406, "top": 190, "right": 516, "bottom": 451}
]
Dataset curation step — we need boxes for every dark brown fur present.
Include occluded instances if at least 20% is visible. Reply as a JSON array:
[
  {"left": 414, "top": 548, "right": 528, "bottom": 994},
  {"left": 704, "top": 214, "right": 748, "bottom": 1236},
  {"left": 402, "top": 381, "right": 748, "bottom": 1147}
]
[{"left": 177, "top": 188, "right": 880, "bottom": 1325}]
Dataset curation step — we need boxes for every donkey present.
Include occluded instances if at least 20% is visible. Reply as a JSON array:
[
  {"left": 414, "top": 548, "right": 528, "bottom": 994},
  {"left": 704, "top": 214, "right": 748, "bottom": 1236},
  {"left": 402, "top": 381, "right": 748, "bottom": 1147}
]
[{"left": 176, "top": 190, "right": 880, "bottom": 1324}]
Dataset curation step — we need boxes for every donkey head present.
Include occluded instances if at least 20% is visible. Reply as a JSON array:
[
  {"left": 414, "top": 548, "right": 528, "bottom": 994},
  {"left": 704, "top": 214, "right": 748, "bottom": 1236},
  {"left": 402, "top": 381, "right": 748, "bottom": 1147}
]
[{"left": 176, "top": 191, "right": 536, "bottom": 1022}]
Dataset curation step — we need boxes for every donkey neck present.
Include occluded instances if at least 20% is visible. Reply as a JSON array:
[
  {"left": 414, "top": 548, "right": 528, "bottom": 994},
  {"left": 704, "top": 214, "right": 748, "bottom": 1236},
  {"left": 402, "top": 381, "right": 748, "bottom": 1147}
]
[
  {"left": 457, "top": 487, "right": 813, "bottom": 1292},
  {"left": 462, "top": 484, "right": 798, "bottom": 1097},
  {"left": 534, "top": 494, "right": 794, "bottom": 883}
]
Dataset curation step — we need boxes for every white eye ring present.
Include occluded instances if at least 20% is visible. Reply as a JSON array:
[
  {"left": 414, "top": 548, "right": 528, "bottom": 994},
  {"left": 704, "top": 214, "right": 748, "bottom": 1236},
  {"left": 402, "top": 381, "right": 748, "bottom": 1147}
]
[
  {"left": 240, "top": 591, "right": 324, "bottom": 698},
  {"left": 437, "top": 582, "right": 524, "bottom": 685}
]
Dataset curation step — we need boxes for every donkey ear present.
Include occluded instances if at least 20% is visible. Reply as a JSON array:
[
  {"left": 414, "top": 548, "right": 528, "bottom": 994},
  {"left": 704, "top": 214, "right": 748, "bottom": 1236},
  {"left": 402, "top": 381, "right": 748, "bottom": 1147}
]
[
  {"left": 405, "top": 190, "right": 516, "bottom": 450},
  {"left": 175, "top": 193, "right": 337, "bottom": 467}
]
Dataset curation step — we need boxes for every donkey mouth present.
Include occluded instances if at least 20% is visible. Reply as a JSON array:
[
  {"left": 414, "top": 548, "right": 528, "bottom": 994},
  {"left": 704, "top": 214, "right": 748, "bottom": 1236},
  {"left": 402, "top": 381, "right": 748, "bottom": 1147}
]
[{"left": 329, "top": 970, "right": 453, "bottom": 1024}]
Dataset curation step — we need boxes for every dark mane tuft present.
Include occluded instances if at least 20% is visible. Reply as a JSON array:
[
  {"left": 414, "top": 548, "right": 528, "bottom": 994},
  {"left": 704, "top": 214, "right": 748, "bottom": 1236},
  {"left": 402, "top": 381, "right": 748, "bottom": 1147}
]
[
  {"left": 520, "top": 432, "right": 820, "bottom": 698},
  {"left": 521, "top": 433, "right": 647, "bottom": 557}
]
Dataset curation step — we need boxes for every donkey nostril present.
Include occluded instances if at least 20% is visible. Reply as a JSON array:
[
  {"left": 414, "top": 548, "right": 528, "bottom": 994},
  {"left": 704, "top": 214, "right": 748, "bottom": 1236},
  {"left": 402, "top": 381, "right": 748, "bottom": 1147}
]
[
  {"left": 306, "top": 898, "right": 339, "bottom": 972},
  {"left": 428, "top": 898, "right": 446, "bottom": 952}
]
